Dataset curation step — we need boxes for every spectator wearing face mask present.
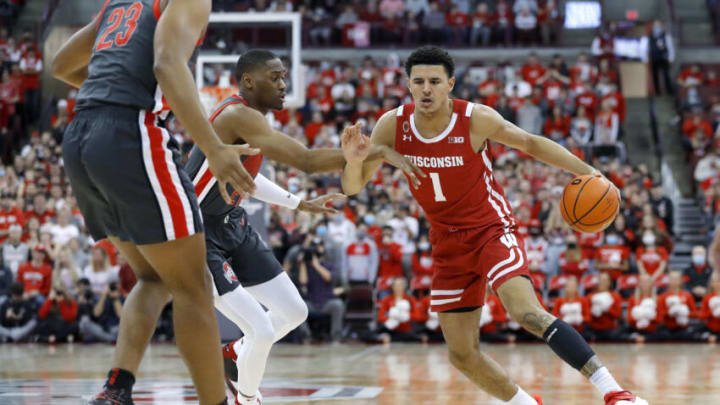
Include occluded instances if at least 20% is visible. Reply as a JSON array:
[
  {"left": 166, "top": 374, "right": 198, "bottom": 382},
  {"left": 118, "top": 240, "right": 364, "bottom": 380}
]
[
  {"left": 594, "top": 230, "right": 630, "bottom": 281},
  {"left": 411, "top": 234, "right": 433, "bottom": 290},
  {"left": 684, "top": 245, "right": 713, "bottom": 304},
  {"left": 558, "top": 234, "right": 590, "bottom": 279},
  {"left": 657, "top": 271, "right": 698, "bottom": 341},
  {"left": 343, "top": 223, "right": 379, "bottom": 285},
  {"left": 636, "top": 230, "right": 669, "bottom": 284},
  {"left": 698, "top": 272, "right": 720, "bottom": 343},
  {"left": 363, "top": 214, "right": 383, "bottom": 247}
]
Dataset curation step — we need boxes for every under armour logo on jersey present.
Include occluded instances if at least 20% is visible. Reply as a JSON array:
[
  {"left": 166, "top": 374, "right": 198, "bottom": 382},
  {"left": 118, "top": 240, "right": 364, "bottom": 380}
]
[
  {"left": 448, "top": 136, "right": 464, "bottom": 144},
  {"left": 403, "top": 135, "right": 413, "bottom": 142}
]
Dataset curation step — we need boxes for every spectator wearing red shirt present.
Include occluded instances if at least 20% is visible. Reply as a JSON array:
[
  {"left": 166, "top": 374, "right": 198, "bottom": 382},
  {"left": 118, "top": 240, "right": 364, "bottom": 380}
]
[
  {"left": 627, "top": 274, "right": 663, "bottom": 343},
  {"left": 593, "top": 231, "right": 630, "bottom": 280},
  {"left": 677, "top": 64, "right": 703, "bottom": 88},
  {"left": 705, "top": 70, "right": 720, "bottom": 88},
  {"left": 446, "top": 5, "right": 470, "bottom": 46},
  {"left": 551, "top": 276, "right": 590, "bottom": 333},
  {"left": 600, "top": 83, "right": 626, "bottom": 123},
  {"left": 17, "top": 245, "right": 53, "bottom": 303},
  {"left": 570, "top": 52, "right": 597, "bottom": 84},
  {"left": 635, "top": 231, "right": 668, "bottom": 283},
  {"left": 585, "top": 273, "right": 623, "bottom": 341},
  {"left": 591, "top": 25, "right": 615, "bottom": 61},
  {"left": 521, "top": 53, "right": 545, "bottom": 87},
  {"left": 478, "top": 71, "right": 501, "bottom": 108},
  {"left": 0, "top": 193, "right": 26, "bottom": 243},
  {"left": 377, "top": 277, "right": 420, "bottom": 342},
  {"left": 698, "top": 272, "right": 720, "bottom": 342},
  {"left": 469, "top": 2, "right": 493, "bottom": 46},
  {"left": 36, "top": 287, "right": 78, "bottom": 343},
  {"left": 657, "top": 271, "right": 698, "bottom": 340},
  {"left": 543, "top": 106, "right": 569, "bottom": 143},
  {"left": 574, "top": 83, "right": 599, "bottom": 121},
  {"left": 682, "top": 110, "right": 713, "bottom": 151},
  {"left": 577, "top": 229, "right": 603, "bottom": 258},
  {"left": 376, "top": 226, "right": 404, "bottom": 297},
  {"left": 558, "top": 234, "right": 590, "bottom": 279},
  {"left": 19, "top": 50, "right": 42, "bottom": 124},
  {"left": 24, "top": 194, "right": 56, "bottom": 225}
]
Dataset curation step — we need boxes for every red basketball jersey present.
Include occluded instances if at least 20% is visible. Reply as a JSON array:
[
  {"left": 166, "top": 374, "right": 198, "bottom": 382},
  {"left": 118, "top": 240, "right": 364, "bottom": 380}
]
[{"left": 394, "top": 99, "right": 516, "bottom": 232}]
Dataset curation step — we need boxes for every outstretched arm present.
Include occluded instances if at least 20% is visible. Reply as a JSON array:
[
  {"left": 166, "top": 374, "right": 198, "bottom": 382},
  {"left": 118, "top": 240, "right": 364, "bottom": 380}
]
[
  {"left": 51, "top": 15, "right": 98, "bottom": 87},
  {"left": 251, "top": 173, "right": 345, "bottom": 213},
  {"left": 473, "top": 104, "right": 598, "bottom": 176},
  {"left": 341, "top": 111, "right": 425, "bottom": 195}
]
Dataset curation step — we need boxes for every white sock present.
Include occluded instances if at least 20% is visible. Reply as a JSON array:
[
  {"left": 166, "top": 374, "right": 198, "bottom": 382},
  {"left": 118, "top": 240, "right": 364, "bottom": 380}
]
[
  {"left": 506, "top": 386, "right": 538, "bottom": 405},
  {"left": 589, "top": 367, "right": 622, "bottom": 396}
]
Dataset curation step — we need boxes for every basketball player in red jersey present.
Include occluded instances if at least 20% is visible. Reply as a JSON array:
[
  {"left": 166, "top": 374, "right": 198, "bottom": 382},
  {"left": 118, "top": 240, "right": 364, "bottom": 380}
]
[
  {"left": 342, "top": 46, "right": 647, "bottom": 405},
  {"left": 51, "top": 1, "right": 258, "bottom": 404}
]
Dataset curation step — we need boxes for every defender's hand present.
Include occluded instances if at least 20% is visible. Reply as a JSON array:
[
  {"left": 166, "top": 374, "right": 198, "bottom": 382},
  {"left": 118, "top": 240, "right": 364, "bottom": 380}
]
[
  {"left": 298, "top": 193, "right": 347, "bottom": 214},
  {"left": 381, "top": 146, "right": 426, "bottom": 189},
  {"left": 206, "top": 143, "right": 260, "bottom": 204},
  {"left": 341, "top": 122, "right": 370, "bottom": 164}
]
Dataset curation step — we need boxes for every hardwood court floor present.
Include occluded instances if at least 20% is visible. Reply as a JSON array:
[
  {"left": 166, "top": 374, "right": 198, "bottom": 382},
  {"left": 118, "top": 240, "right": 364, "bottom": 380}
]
[{"left": 0, "top": 342, "right": 718, "bottom": 404}]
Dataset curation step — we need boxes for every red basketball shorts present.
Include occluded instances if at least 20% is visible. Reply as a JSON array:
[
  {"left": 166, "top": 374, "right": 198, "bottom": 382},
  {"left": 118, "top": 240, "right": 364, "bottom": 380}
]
[{"left": 428, "top": 226, "right": 530, "bottom": 312}]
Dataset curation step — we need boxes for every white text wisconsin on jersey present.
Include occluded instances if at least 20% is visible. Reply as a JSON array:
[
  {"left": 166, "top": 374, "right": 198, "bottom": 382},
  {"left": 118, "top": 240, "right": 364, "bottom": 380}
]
[{"left": 404, "top": 155, "right": 464, "bottom": 169}]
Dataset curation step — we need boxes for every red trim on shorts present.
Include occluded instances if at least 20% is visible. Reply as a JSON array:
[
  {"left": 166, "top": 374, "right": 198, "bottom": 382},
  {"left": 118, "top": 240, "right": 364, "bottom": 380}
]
[
  {"left": 194, "top": 163, "right": 214, "bottom": 201},
  {"left": 153, "top": 0, "right": 162, "bottom": 19},
  {"left": 144, "top": 111, "right": 190, "bottom": 239}
]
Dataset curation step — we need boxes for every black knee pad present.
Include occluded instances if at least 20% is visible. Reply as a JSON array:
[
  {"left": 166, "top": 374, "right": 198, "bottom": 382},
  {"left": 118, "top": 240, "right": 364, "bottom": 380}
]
[{"left": 542, "top": 319, "right": 595, "bottom": 370}]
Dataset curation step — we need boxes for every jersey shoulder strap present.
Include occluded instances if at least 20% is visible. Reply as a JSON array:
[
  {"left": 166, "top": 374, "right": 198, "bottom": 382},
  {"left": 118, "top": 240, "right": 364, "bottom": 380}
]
[{"left": 209, "top": 95, "right": 249, "bottom": 123}]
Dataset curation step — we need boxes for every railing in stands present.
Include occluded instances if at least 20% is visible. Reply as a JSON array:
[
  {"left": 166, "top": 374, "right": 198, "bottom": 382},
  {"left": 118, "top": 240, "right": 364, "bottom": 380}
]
[{"left": 40, "top": 0, "right": 61, "bottom": 41}]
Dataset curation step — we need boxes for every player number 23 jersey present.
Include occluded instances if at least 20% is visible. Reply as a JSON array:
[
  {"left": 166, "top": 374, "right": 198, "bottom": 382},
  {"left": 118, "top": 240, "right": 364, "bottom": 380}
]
[{"left": 394, "top": 99, "right": 516, "bottom": 232}]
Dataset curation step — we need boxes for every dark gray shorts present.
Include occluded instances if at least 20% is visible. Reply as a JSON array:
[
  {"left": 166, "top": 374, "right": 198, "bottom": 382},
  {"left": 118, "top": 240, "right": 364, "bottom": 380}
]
[
  {"left": 204, "top": 209, "right": 284, "bottom": 295},
  {"left": 62, "top": 105, "right": 203, "bottom": 245}
]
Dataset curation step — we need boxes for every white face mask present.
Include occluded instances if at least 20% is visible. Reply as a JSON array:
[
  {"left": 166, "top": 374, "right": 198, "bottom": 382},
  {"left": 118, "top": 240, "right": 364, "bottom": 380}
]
[
  {"left": 642, "top": 234, "right": 656, "bottom": 246},
  {"left": 692, "top": 255, "right": 706, "bottom": 266},
  {"left": 418, "top": 241, "right": 430, "bottom": 251}
]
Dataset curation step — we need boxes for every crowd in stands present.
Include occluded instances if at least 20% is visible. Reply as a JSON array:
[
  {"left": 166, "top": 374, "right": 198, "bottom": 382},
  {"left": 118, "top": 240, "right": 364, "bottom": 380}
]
[
  {"left": 1, "top": 7, "right": 719, "bottom": 345},
  {"left": 0, "top": 26, "right": 42, "bottom": 163},
  {"left": 678, "top": 63, "right": 720, "bottom": 220},
  {"left": 207, "top": 0, "right": 563, "bottom": 48}
]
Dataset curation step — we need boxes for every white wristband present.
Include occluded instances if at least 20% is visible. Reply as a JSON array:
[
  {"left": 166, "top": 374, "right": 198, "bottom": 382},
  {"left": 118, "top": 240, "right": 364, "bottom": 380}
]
[{"left": 252, "top": 173, "right": 301, "bottom": 209}]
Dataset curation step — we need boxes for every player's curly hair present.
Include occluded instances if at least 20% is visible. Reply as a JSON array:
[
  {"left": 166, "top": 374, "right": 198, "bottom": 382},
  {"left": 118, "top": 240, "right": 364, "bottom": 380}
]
[{"left": 405, "top": 46, "right": 455, "bottom": 78}]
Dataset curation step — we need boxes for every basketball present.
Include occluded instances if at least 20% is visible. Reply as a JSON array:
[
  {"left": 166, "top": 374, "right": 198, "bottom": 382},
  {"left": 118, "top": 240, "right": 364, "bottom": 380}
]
[{"left": 561, "top": 174, "right": 620, "bottom": 233}]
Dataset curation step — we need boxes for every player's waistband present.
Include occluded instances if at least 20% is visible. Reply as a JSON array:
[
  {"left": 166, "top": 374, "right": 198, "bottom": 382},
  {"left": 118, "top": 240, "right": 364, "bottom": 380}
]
[
  {"left": 430, "top": 222, "right": 515, "bottom": 236},
  {"left": 74, "top": 103, "right": 146, "bottom": 121}
]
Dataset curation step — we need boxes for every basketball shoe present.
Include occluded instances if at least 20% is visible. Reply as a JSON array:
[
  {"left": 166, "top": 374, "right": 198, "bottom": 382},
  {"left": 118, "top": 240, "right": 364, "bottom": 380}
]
[
  {"left": 87, "top": 386, "right": 133, "bottom": 405},
  {"left": 222, "top": 339, "right": 263, "bottom": 404},
  {"left": 604, "top": 390, "right": 649, "bottom": 405},
  {"left": 533, "top": 394, "right": 543, "bottom": 405}
]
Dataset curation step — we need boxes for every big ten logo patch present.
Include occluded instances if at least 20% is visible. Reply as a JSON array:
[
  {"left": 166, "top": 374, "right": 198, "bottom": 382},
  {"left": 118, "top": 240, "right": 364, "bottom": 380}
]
[{"left": 223, "top": 261, "right": 238, "bottom": 283}]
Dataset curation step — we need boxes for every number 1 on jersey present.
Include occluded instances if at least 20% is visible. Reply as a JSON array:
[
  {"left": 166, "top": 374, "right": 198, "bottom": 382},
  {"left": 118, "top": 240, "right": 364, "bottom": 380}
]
[{"left": 429, "top": 172, "right": 447, "bottom": 202}]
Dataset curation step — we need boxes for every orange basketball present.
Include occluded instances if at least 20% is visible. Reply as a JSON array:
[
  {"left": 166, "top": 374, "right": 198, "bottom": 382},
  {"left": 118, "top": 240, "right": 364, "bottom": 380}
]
[{"left": 560, "top": 174, "right": 620, "bottom": 233}]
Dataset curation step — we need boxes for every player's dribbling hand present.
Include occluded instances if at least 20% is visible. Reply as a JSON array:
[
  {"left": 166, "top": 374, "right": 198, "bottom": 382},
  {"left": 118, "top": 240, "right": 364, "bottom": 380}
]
[
  {"left": 341, "top": 122, "right": 370, "bottom": 164},
  {"left": 298, "top": 193, "right": 347, "bottom": 214},
  {"left": 381, "top": 147, "right": 426, "bottom": 189},
  {"left": 207, "top": 143, "right": 261, "bottom": 204}
]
